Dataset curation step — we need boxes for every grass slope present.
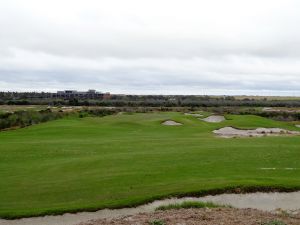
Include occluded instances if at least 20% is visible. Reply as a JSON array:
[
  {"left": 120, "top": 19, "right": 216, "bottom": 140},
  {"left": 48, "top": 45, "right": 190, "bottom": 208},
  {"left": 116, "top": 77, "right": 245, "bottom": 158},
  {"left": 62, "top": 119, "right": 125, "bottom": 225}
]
[{"left": 0, "top": 112, "right": 300, "bottom": 218}]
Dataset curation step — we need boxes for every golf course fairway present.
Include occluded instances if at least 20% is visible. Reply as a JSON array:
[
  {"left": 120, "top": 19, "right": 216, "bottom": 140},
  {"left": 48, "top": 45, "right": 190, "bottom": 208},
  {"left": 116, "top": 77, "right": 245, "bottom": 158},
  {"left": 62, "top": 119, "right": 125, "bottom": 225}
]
[{"left": 1, "top": 112, "right": 300, "bottom": 218}]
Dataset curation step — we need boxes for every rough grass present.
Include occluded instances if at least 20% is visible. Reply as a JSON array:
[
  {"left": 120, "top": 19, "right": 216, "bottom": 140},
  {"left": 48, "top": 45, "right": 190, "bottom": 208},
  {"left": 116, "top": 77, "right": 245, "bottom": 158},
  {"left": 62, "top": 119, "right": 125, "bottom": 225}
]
[
  {"left": 261, "top": 220, "right": 287, "bottom": 225},
  {"left": 148, "top": 219, "right": 166, "bottom": 225},
  {"left": 1, "top": 112, "right": 300, "bottom": 219},
  {"left": 156, "top": 201, "right": 229, "bottom": 211}
]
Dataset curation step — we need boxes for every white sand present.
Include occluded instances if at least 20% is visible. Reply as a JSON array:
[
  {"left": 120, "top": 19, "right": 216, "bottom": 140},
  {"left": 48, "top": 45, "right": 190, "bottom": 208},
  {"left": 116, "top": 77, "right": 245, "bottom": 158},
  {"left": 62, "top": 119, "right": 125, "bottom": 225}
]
[
  {"left": 161, "top": 120, "right": 182, "bottom": 126},
  {"left": 213, "top": 127, "right": 300, "bottom": 138},
  {"left": 202, "top": 116, "right": 225, "bottom": 123}
]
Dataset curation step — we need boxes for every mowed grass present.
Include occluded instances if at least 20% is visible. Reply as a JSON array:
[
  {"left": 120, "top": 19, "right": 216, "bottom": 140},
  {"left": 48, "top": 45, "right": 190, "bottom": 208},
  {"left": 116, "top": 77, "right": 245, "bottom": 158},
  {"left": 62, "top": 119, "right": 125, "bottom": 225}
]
[{"left": 0, "top": 112, "right": 300, "bottom": 218}]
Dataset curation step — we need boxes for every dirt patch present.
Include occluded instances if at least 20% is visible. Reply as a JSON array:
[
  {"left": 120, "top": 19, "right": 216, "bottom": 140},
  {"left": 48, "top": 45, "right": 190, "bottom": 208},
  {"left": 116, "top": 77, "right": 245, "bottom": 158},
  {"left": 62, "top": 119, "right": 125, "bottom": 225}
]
[
  {"left": 161, "top": 120, "right": 182, "bottom": 126},
  {"left": 78, "top": 208, "right": 300, "bottom": 225},
  {"left": 213, "top": 127, "right": 300, "bottom": 138},
  {"left": 202, "top": 115, "right": 225, "bottom": 123},
  {"left": 296, "top": 125, "right": 300, "bottom": 128}
]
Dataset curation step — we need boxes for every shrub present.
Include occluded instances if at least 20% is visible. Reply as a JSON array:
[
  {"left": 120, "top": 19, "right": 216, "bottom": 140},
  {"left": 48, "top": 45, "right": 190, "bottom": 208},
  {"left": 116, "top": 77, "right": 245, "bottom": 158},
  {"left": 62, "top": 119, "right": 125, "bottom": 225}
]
[
  {"left": 0, "top": 110, "right": 67, "bottom": 131},
  {"left": 149, "top": 220, "right": 165, "bottom": 225}
]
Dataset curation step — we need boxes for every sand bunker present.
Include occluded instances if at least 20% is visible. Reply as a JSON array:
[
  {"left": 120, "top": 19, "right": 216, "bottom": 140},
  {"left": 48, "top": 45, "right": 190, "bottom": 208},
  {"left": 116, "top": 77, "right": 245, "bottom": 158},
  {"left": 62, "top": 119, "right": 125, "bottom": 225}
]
[
  {"left": 213, "top": 127, "right": 300, "bottom": 138},
  {"left": 202, "top": 115, "right": 225, "bottom": 123},
  {"left": 161, "top": 120, "right": 182, "bottom": 126},
  {"left": 184, "top": 113, "right": 203, "bottom": 117},
  {"left": 2, "top": 192, "right": 300, "bottom": 225}
]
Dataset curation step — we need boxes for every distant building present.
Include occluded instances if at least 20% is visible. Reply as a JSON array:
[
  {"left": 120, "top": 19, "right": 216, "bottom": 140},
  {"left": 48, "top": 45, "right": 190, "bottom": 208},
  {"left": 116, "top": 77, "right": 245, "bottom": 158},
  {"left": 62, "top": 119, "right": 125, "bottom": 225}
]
[{"left": 53, "top": 90, "right": 110, "bottom": 99}]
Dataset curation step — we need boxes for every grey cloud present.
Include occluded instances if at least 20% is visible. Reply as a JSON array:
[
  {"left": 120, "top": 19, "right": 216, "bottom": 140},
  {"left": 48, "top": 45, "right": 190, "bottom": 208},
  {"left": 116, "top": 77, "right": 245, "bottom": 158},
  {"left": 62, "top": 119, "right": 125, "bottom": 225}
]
[{"left": 1, "top": 0, "right": 300, "bottom": 95}]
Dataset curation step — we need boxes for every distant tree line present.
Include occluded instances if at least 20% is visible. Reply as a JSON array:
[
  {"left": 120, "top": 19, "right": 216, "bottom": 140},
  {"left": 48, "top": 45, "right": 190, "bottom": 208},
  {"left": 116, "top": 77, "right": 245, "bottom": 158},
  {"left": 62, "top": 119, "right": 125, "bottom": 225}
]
[{"left": 1, "top": 94, "right": 300, "bottom": 107}]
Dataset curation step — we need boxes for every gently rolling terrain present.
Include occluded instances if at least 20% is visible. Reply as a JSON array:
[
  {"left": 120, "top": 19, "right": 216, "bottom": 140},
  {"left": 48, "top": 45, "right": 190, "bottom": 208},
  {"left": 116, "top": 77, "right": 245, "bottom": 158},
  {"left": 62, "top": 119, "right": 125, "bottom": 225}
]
[{"left": 0, "top": 112, "right": 300, "bottom": 218}]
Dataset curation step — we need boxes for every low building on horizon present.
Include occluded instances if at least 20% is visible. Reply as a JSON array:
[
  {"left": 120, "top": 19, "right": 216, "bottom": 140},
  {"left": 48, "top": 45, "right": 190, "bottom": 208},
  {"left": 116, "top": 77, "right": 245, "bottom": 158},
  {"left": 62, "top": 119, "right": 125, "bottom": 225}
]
[{"left": 53, "top": 90, "right": 111, "bottom": 99}]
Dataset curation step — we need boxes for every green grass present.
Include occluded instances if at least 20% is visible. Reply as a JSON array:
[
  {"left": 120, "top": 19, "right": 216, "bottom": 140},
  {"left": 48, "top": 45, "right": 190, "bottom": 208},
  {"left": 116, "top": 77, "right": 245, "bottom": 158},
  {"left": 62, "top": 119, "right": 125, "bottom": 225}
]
[
  {"left": 156, "top": 201, "right": 229, "bottom": 211},
  {"left": 261, "top": 221, "right": 286, "bottom": 225},
  {"left": 149, "top": 220, "right": 165, "bottom": 225},
  {"left": 0, "top": 112, "right": 300, "bottom": 218}
]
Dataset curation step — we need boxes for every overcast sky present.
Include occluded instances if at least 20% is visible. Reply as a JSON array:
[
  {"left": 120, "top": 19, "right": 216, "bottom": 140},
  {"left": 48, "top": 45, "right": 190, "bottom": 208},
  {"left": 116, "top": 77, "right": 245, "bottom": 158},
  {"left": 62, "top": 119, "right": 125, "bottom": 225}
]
[{"left": 1, "top": 0, "right": 300, "bottom": 95}]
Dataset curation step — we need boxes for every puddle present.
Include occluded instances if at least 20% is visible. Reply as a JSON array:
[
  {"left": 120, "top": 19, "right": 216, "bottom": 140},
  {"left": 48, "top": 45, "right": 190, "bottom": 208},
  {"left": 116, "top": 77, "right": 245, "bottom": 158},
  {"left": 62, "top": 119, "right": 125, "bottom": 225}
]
[{"left": 1, "top": 191, "right": 300, "bottom": 225}]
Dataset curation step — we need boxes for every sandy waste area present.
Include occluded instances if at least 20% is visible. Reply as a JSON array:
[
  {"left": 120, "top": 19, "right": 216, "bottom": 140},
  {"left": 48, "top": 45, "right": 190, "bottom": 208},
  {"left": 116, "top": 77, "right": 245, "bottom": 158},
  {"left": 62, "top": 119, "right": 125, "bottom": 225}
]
[
  {"left": 213, "top": 127, "right": 300, "bottom": 138},
  {"left": 80, "top": 208, "right": 300, "bottom": 225},
  {"left": 2, "top": 192, "right": 300, "bottom": 225}
]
